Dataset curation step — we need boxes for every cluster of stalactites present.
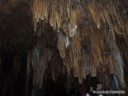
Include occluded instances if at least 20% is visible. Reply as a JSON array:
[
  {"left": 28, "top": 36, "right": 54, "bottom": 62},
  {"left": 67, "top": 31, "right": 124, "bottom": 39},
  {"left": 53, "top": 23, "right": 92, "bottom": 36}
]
[
  {"left": 32, "top": 0, "right": 79, "bottom": 34},
  {"left": 31, "top": 0, "right": 127, "bottom": 87},
  {"left": 32, "top": 0, "right": 126, "bottom": 34}
]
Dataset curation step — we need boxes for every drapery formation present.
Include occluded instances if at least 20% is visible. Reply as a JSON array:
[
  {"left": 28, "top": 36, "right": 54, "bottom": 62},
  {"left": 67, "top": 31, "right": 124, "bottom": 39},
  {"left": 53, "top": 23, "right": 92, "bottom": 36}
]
[{"left": 30, "top": 0, "right": 128, "bottom": 89}]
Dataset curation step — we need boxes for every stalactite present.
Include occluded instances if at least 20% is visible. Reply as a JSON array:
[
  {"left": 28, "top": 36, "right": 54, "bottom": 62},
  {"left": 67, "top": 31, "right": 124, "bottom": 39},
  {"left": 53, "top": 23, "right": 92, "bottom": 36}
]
[
  {"left": 113, "top": 74, "right": 120, "bottom": 90},
  {"left": 27, "top": 50, "right": 31, "bottom": 77},
  {"left": 30, "top": 46, "right": 53, "bottom": 96},
  {"left": 64, "top": 36, "right": 70, "bottom": 48},
  {"left": 112, "top": 44, "right": 125, "bottom": 87},
  {"left": 57, "top": 31, "right": 66, "bottom": 58}
]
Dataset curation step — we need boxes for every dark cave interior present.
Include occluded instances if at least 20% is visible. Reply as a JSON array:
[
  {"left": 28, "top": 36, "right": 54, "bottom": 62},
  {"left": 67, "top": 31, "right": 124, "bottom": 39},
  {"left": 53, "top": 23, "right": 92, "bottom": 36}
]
[{"left": 0, "top": 1, "right": 128, "bottom": 96}]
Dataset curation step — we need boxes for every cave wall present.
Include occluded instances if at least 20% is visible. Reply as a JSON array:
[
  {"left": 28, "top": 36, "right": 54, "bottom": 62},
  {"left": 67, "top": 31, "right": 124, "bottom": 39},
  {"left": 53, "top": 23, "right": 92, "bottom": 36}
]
[{"left": 0, "top": 2, "right": 33, "bottom": 96}]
